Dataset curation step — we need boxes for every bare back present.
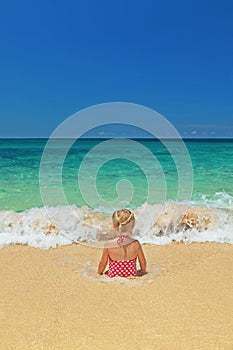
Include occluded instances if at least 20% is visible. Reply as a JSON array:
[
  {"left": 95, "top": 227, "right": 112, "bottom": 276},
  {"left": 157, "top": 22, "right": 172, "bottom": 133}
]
[{"left": 106, "top": 237, "right": 141, "bottom": 261}]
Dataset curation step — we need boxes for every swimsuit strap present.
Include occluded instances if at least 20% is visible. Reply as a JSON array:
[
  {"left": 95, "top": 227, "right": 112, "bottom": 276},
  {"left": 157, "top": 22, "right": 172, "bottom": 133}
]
[{"left": 116, "top": 234, "right": 128, "bottom": 245}]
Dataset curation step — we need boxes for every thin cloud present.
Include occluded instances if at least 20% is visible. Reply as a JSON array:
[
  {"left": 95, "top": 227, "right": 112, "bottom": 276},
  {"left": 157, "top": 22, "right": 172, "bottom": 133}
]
[
  {"left": 184, "top": 124, "right": 233, "bottom": 130},
  {"left": 179, "top": 123, "right": 233, "bottom": 137}
]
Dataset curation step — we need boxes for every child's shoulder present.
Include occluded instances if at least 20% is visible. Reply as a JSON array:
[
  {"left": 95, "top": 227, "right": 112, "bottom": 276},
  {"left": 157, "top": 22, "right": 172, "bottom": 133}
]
[{"left": 132, "top": 239, "right": 140, "bottom": 246}]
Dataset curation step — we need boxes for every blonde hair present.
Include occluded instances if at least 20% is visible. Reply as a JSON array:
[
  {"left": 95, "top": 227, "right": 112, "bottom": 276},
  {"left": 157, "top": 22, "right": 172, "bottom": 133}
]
[{"left": 112, "top": 209, "right": 135, "bottom": 234}]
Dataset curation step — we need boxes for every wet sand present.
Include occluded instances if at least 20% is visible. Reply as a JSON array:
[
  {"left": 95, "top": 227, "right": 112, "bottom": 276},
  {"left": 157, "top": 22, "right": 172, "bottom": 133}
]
[{"left": 0, "top": 243, "right": 233, "bottom": 349}]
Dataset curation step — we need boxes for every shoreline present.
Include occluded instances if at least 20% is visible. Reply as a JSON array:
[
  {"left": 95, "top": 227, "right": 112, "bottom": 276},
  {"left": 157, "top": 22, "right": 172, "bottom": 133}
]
[{"left": 0, "top": 242, "right": 233, "bottom": 349}]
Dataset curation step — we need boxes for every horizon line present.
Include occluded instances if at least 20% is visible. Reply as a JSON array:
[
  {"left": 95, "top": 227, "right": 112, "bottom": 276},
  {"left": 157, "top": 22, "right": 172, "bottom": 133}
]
[{"left": 0, "top": 136, "right": 233, "bottom": 140}]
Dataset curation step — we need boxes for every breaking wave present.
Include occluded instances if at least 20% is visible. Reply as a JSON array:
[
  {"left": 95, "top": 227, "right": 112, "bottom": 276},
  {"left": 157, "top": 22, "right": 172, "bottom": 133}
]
[{"left": 0, "top": 192, "right": 232, "bottom": 249}]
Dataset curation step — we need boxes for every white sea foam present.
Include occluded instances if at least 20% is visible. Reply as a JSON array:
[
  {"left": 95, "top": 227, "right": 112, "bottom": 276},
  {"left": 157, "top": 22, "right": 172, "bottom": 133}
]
[
  {"left": 0, "top": 192, "right": 233, "bottom": 249},
  {"left": 183, "top": 191, "right": 233, "bottom": 210}
]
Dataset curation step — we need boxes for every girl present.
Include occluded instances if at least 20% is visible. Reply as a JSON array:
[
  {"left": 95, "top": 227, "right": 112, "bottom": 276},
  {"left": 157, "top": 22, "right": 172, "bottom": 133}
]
[{"left": 98, "top": 209, "right": 147, "bottom": 278}]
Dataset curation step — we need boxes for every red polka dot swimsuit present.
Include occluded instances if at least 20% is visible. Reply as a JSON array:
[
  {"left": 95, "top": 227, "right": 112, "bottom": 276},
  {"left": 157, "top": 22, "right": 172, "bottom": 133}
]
[{"left": 108, "top": 257, "right": 137, "bottom": 278}]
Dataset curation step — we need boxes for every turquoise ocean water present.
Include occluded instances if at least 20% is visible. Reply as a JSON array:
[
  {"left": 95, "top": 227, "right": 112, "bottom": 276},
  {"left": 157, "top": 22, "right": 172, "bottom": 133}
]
[{"left": 0, "top": 138, "right": 233, "bottom": 248}]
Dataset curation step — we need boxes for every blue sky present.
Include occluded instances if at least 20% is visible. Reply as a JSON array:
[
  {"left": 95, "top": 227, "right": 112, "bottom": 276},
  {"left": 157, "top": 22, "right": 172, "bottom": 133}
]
[{"left": 0, "top": 0, "right": 233, "bottom": 137}]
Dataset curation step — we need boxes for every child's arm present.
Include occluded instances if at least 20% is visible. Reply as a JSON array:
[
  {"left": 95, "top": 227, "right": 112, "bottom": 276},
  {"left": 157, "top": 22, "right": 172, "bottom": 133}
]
[
  {"left": 98, "top": 248, "right": 108, "bottom": 275},
  {"left": 137, "top": 244, "right": 147, "bottom": 275}
]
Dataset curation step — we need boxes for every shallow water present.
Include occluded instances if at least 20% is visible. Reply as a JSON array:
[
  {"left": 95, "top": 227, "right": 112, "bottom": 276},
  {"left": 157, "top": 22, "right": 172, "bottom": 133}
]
[{"left": 55, "top": 256, "right": 162, "bottom": 286}]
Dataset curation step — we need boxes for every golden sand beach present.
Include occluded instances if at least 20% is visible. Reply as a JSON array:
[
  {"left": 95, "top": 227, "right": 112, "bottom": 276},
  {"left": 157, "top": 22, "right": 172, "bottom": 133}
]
[{"left": 0, "top": 243, "right": 233, "bottom": 349}]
